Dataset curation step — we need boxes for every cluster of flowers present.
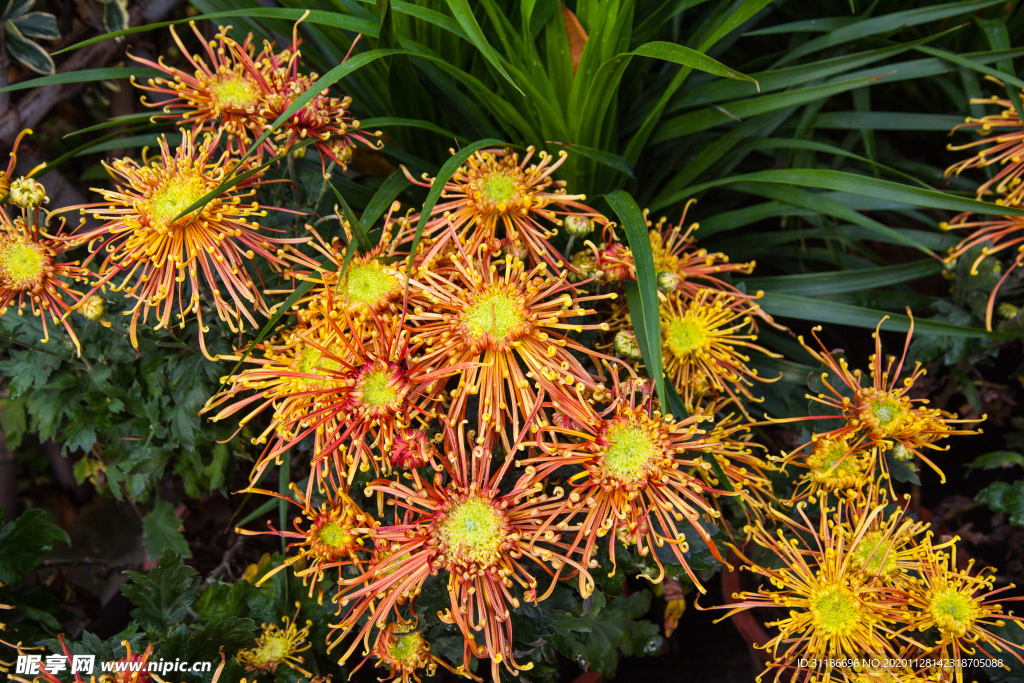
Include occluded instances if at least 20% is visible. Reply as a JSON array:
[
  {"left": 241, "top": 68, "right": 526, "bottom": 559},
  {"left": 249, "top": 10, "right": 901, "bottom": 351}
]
[
  {"left": 943, "top": 80, "right": 1024, "bottom": 328},
  {"left": 0, "top": 18, "right": 377, "bottom": 360},
  {"left": 2, "top": 19, "right": 1023, "bottom": 683}
]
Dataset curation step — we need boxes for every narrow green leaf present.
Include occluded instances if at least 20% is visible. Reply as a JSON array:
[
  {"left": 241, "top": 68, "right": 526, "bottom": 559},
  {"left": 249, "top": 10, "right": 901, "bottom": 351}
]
[
  {"left": 653, "top": 76, "right": 882, "bottom": 143},
  {"left": 652, "top": 168, "right": 1024, "bottom": 218},
  {"left": 225, "top": 280, "right": 314, "bottom": 381},
  {"left": 759, "top": 293, "right": 1017, "bottom": 338},
  {"left": 329, "top": 181, "right": 372, "bottom": 250},
  {"left": 28, "top": 123, "right": 170, "bottom": 177},
  {"left": 607, "top": 190, "right": 665, "bottom": 405},
  {"left": 743, "top": 260, "right": 943, "bottom": 296},
  {"left": 775, "top": 0, "right": 1004, "bottom": 67},
  {"left": 915, "top": 45, "right": 1024, "bottom": 90},
  {"left": 632, "top": 41, "right": 758, "bottom": 89},
  {"left": 359, "top": 116, "right": 470, "bottom": 143},
  {"left": 547, "top": 141, "right": 635, "bottom": 180},
  {"left": 54, "top": 8, "right": 380, "bottom": 54},
  {"left": 812, "top": 112, "right": 964, "bottom": 130},
  {"left": 64, "top": 112, "right": 156, "bottom": 137},
  {"left": 0, "top": 66, "right": 160, "bottom": 93},
  {"left": 361, "top": 170, "right": 410, "bottom": 228},
  {"left": 444, "top": 0, "right": 522, "bottom": 95}
]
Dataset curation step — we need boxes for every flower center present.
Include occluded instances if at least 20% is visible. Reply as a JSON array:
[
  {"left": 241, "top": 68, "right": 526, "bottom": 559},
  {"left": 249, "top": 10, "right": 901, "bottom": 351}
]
[
  {"left": 810, "top": 584, "right": 861, "bottom": 635},
  {"left": 602, "top": 424, "right": 658, "bottom": 482},
  {"left": 807, "top": 437, "right": 861, "bottom": 488},
  {"left": 439, "top": 496, "right": 505, "bottom": 567},
  {"left": 341, "top": 261, "right": 400, "bottom": 311},
  {"left": 0, "top": 239, "right": 48, "bottom": 289},
  {"left": 318, "top": 521, "right": 354, "bottom": 550},
  {"left": 390, "top": 633, "right": 426, "bottom": 666},
  {"left": 359, "top": 367, "right": 400, "bottom": 408},
  {"left": 297, "top": 346, "right": 341, "bottom": 376},
  {"left": 929, "top": 587, "right": 979, "bottom": 636},
  {"left": 481, "top": 172, "right": 519, "bottom": 206},
  {"left": 851, "top": 532, "right": 898, "bottom": 577},
  {"left": 211, "top": 75, "right": 259, "bottom": 109},
  {"left": 462, "top": 291, "right": 526, "bottom": 342},
  {"left": 665, "top": 317, "right": 710, "bottom": 358},
  {"left": 144, "top": 172, "right": 208, "bottom": 229}
]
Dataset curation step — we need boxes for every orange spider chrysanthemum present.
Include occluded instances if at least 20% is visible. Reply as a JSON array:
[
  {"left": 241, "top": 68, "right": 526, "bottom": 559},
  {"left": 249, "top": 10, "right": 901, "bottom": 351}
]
[
  {"left": 945, "top": 84, "right": 1024, "bottom": 202},
  {"left": 404, "top": 147, "right": 607, "bottom": 270},
  {"left": 60, "top": 130, "right": 314, "bottom": 358},
  {"left": 659, "top": 288, "right": 781, "bottom": 414},
  {"left": 700, "top": 408, "right": 779, "bottom": 522},
  {"left": 519, "top": 376, "right": 727, "bottom": 589},
  {"left": 236, "top": 479, "right": 376, "bottom": 601},
  {"left": 774, "top": 312, "right": 982, "bottom": 487},
  {"left": 131, "top": 23, "right": 264, "bottom": 154},
  {"left": 0, "top": 207, "right": 94, "bottom": 355},
  {"left": 892, "top": 542, "right": 1024, "bottom": 683},
  {"left": 940, "top": 209, "right": 1024, "bottom": 330},
  {"left": 205, "top": 308, "right": 459, "bottom": 487},
  {"left": 353, "top": 619, "right": 478, "bottom": 683},
  {"left": 403, "top": 248, "right": 623, "bottom": 449},
  {"left": 231, "top": 18, "right": 382, "bottom": 171},
  {"left": 713, "top": 501, "right": 917, "bottom": 683},
  {"left": 592, "top": 202, "right": 775, "bottom": 325},
  {"left": 329, "top": 425, "right": 591, "bottom": 683}
]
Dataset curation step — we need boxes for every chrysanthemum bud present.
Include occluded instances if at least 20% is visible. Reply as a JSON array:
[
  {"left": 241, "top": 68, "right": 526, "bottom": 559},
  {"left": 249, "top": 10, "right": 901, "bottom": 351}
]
[
  {"left": 569, "top": 250, "right": 600, "bottom": 282},
  {"left": 78, "top": 295, "right": 106, "bottom": 321},
  {"left": 564, "top": 215, "right": 594, "bottom": 237},
  {"left": 891, "top": 443, "right": 914, "bottom": 462},
  {"left": 657, "top": 270, "right": 680, "bottom": 292},
  {"left": 613, "top": 330, "right": 643, "bottom": 360},
  {"left": 9, "top": 177, "right": 47, "bottom": 208},
  {"left": 999, "top": 302, "right": 1019, "bottom": 320}
]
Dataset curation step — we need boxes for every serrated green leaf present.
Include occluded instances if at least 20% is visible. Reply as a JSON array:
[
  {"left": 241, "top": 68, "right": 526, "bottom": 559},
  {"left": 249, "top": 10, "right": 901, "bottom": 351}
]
[
  {"left": 0, "top": 509, "right": 69, "bottom": 584},
  {"left": 122, "top": 550, "right": 202, "bottom": 636},
  {"left": 966, "top": 451, "right": 1024, "bottom": 476},
  {"left": 978, "top": 481, "right": 1024, "bottom": 526},
  {"left": 142, "top": 498, "right": 191, "bottom": 562}
]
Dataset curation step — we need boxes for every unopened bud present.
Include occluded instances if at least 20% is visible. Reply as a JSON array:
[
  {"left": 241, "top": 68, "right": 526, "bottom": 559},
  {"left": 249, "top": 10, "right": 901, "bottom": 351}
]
[
  {"left": 10, "top": 177, "right": 46, "bottom": 208},
  {"left": 613, "top": 330, "right": 643, "bottom": 360},
  {"left": 79, "top": 295, "right": 106, "bottom": 321},
  {"left": 564, "top": 215, "right": 594, "bottom": 237},
  {"left": 657, "top": 270, "right": 680, "bottom": 293},
  {"left": 999, "top": 302, "right": 1020, "bottom": 320},
  {"left": 891, "top": 443, "right": 914, "bottom": 462}
]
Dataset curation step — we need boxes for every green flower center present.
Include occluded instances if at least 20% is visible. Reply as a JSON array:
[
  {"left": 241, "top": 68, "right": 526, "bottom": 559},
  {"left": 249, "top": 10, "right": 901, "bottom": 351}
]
[
  {"left": 297, "top": 347, "right": 341, "bottom": 376},
  {"left": 440, "top": 496, "right": 505, "bottom": 566},
  {"left": 253, "top": 634, "right": 291, "bottom": 666},
  {"left": 463, "top": 292, "right": 525, "bottom": 341},
  {"left": 851, "top": 532, "right": 898, "bottom": 576},
  {"left": 390, "top": 633, "right": 426, "bottom": 665},
  {"left": 869, "top": 396, "right": 906, "bottom": 433},
  {"left": 811, "top": 585, "right": 860, "bottom": 635},
  {"left": 146, "top": 173, "right": 208, "bottom": 227},
  {"left": 481, "top": 173, "right": 519, "bottom": 205},
  {"left": 665, "top": 318, "right": 709, "bottom": 358},
  {"left": 0, "top": 239, "right": 47, "bottom": 288},
  {"left": 930, "top": 587, "right": 978, "bottom": 634},
  {"left": 341, "top": 261, "right": 400, "bottom": 310},
  {"left": 318, "top": 521, "right": 353, "bottom": 549},
  {"left": 211, "top": 76, "right": 259, "bottom": 109},
  {"left": 359, "top": 368, "right": 400, "bottom": 408},
  {"left": 603, "top": 424, "right": 658, "bottom": 481}
]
